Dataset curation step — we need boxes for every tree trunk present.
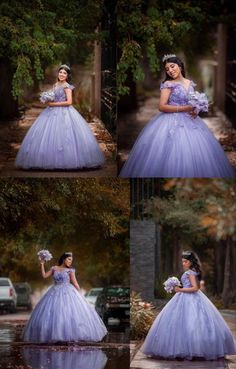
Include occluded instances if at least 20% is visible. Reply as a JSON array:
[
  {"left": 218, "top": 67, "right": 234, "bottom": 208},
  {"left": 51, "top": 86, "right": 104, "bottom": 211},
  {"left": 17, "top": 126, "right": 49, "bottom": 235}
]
[
  {"left": 0, "top": 58, "right": 19, "bottom": 120},
  {"left": 222, "top": 237, "right": 232, "bottom": 308},
  {"left": 214, "top": 240, "right": 225, "bottom": 295}
]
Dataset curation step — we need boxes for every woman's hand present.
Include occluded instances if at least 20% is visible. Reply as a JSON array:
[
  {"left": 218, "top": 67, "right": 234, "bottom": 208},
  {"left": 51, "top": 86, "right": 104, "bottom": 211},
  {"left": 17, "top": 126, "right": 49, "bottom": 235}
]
[
  {"left": 39, "top": 259, "right": 45, "bottom": 265},
  {"left": 48, "top": 102, "right": 54, "bottom": 107},
  {"left": 175, "top": 286, "right": 182, "bottom": 292},
  {"left": 189, "top": 108, "right": 198, "bottom": 119}
]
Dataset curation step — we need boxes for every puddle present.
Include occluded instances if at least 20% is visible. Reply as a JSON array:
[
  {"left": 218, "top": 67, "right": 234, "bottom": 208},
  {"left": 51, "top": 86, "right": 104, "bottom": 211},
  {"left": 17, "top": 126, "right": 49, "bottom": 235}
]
[
  {"left": 0, "top": 323, "right": 130, "bottom": 369},
  {"left": 0, "top": 345, "right": 129, "bottom": 369}
]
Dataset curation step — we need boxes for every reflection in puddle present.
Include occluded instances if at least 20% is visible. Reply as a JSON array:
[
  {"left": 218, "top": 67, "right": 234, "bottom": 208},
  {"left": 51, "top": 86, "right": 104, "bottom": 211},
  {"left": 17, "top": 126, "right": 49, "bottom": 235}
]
[
  {"left": 0, "top": 345, "right": 129, "bottom": 369},
  {"left": 23, "top": 347, "right": 107, "bottom": 369}
]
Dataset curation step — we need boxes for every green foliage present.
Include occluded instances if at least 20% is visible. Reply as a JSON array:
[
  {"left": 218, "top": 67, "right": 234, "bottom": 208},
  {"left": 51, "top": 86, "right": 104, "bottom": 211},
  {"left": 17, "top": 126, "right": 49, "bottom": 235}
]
[
  {"left": 116, "top": 0, "right": 235, "bottom": 95},
  {"left": 145, "top": 179, "right": 236, "bottom": 243},
  {"left": 0, "top": 0, "right": 103, "bottom": 98},
  {"left": 130, "top": 291, "right": 155, "bottom": 340}
]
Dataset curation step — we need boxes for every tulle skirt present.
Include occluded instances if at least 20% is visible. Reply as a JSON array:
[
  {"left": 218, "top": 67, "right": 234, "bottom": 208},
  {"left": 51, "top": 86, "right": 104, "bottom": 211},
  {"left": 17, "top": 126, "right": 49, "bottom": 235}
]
[
  {"left": 120, "top": 112, "right": 236, "bottom": 178},
  {"left": 141, "top": 290, "right": 236, "bottom": 360},
  {"left": 15, "top": 106, "right": 105, "bottom": 169},
  {"left": 22, "top": 283, "right": 107, "bottom": 342}
]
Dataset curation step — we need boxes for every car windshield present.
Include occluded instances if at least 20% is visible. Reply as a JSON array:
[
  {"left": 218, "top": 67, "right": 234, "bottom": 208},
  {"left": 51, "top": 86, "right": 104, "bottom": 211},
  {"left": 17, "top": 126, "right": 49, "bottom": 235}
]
[
  {"left": 107, "top": 288, "right": 129, "bottom": 296},
  {"left": 0, "top": 280, "right": 10, "bottom": 286}
]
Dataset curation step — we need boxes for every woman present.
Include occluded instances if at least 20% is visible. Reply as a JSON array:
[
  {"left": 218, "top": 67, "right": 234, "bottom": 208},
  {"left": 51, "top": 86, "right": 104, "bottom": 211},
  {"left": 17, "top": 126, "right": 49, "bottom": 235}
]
[
  {"left": 141, "top": 251, "right": 236, "bottom": 360},
  {"left": 15, "top": 64, "right": 105, "bottom": 170},
  {"left": 120, "top": 55, "right": 235, "bottom": 178},
  {"left": 22, "top": 252, "right": 107, "bottom": 343}
]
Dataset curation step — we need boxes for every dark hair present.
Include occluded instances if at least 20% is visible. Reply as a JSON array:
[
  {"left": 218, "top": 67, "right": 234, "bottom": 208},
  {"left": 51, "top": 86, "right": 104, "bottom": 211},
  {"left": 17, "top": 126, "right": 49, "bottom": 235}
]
[
  {"left": 182, "top": 251, "right": 202, "bottom": 281},
  {"left": 163, "top": 56, "right": 186, "bottom": 82},
  {"left": 58, "top": 252, "right": 73, "bottom": 267},
  {"left": 58, "top": 64, "right": 72, "bottom": 83}
]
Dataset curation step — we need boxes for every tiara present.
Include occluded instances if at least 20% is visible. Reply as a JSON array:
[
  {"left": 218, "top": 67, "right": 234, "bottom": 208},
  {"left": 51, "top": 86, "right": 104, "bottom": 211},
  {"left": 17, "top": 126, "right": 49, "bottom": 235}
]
[
  {"left": 162, "top": 54, "right": 176, "bottom": 62},
  {"left": 59, "top": 64, "right": 71, "bottom": 71},
  {"left": 182, "top": 251, "right": 192, "bottom": 256},
  {"left": 65, "top": 252, "right": 73, "bottom": 256}
]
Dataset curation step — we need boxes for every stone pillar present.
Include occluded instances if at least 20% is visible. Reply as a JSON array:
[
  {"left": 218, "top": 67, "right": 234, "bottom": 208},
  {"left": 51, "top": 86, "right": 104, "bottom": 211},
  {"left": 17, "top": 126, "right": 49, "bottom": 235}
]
[{"left": 130, "top": 219, "right": 157, "bottom": 301}]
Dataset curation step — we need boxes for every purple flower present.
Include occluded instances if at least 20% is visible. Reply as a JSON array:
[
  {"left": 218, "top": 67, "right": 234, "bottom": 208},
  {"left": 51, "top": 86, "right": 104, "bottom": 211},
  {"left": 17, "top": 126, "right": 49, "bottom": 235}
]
[
  {"left": 40, "top": 90, "right": 55, "bottom": 103},
  {"left": 37, "top": 249, "right": 53, "bottom": 262},
  {"left": 163, "top": 276, "right": 181, "bottom": 293},
  {"left": 188, "top": 91, "right": 209, "bottom": 114}
]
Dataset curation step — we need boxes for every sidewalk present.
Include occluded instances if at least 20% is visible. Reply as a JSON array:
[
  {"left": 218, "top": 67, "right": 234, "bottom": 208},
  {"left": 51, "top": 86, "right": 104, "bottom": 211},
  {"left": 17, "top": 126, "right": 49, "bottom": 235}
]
[
  {"left": 0, "top": 103, "right": 117, "bottom": 177},
  {"left": 117, "top": 93, "right": 236, "bottom": 172},
  {"left": 130, "top": 310, "right": 236, "bottom": 369}
]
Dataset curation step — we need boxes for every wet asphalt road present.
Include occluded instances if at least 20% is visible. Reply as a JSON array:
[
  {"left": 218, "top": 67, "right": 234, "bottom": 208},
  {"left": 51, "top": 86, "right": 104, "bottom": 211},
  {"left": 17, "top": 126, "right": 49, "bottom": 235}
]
[{"left": 0, "top": 311, "right": 130, "bottom": 369}]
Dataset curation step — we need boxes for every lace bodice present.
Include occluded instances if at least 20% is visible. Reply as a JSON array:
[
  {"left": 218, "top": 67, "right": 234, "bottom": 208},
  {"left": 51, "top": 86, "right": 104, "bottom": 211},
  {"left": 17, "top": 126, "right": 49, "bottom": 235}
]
[
  {"left": 53, "top": 82, "right": 75, "bottom": 102},
  {"left": 160, "top": 81, "right": 196, "bottom": 106},
  {"left": 181, "top": 270, "right": 198, "bottom": 288},
  {"left": 51, "top": 267, "right": 75, "bottom": 285}
]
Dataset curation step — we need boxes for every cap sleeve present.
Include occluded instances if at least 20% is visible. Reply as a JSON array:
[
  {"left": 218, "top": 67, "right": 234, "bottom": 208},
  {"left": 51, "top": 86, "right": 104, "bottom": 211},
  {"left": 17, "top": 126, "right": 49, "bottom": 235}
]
[
  {"left": 160, "top": 81, "right": 175, "bottom": 90},
  {"left": 68, "top": 268, "right": 75, "bottom": 273},
  {"left": 50, "top": 266, "right": 56, "bottom": 274},
  {"left": 63, "top": 82, "right": 75, "bottom": 90}
]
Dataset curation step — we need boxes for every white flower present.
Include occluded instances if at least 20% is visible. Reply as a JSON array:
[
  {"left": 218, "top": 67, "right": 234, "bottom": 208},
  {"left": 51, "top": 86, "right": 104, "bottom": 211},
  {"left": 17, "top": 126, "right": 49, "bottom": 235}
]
[
  {"left": 37, "top": 249, "right": 53, "bottom": 262},
  {"left": 40, "top": 90, "right": 55, "bottom": 104},
  {"left": 163, "top": 276, "right": 181, "bottom": 293}
]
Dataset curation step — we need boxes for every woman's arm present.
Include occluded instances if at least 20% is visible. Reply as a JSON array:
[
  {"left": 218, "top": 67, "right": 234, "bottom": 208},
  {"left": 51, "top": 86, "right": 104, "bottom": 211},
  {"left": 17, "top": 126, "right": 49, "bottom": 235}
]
[
  {"left": 158, "top": 88, "right": 194, "bottom": 113},
  {"left": 40, "top": 261, "right": 53, "bottom": 279},
  {"left": 175, "top": 274, "right": 199, "bottom": 293},
  {"left": 48, "top": 88, "right": 72, "bottom": 107},
  {"left": 70, "top": 271, "right": 81, "bottom": 291}
]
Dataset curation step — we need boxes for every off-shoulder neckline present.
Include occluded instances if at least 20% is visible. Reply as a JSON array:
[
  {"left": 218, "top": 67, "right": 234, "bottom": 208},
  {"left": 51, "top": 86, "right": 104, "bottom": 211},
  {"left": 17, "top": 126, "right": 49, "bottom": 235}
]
[
  {"left": 54, "top": 82, "right": 72, "bottom": 88},
  {"left": 184, "top": 269, "right": 197, "bottom": 275},
  {"left": 52, "top": 266, "right": 74, "bottom": 272},
  {"left": 162, "top": 80, "right": 196, "bottom": 92}
]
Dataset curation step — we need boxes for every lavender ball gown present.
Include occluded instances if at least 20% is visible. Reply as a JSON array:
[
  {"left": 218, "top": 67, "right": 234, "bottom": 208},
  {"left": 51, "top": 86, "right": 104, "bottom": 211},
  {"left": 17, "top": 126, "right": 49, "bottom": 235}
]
[
  {"left": 22, "top": 267, "right": 107, "bottom": 342},
  {"left": 15, "top": 83, "right": 105, "bottom": 169},
  {"left": 141, "top": 270, "right": 236, "bottom": 360},
  {"left": 120, "top": 81, "right": 236, "bottom": 178}
]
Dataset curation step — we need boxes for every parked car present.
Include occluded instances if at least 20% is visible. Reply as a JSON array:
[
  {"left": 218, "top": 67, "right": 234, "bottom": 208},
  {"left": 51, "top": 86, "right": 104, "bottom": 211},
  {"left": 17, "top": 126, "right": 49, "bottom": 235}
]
[
  {"left": 14, "top": 282, "right": 32, "bottom": 310},
  {"left": 0, "top": 278, "right": 17, "bottom": 313},
  {"left": 95, "top": 286, "right": 130, "bottom": 324},
  {"left": 85, "top": 287, "right": 103, "bottom": 307}
]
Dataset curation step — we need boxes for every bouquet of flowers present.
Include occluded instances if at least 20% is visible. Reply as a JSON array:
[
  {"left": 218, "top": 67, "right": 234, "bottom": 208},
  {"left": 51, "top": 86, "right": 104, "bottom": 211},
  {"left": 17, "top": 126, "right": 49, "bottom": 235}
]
[
  {"left": 37, "top": 249, "right": 53, "bottom": 262},
  {"left": 188, "top": 91, "right": 209, "bottom": 114},
  {"left": 163, "top": 276, "right": 181, "bottom": 293},
  {"left": 39, "top": 90, "right": 55, "bottom": 104}
]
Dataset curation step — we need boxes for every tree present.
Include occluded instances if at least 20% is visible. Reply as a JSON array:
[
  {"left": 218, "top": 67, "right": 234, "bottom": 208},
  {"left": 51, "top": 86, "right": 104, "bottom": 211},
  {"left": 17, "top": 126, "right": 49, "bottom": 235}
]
[
  {"left": 116, "top": 0, "right": 236, "bottom": 95},
  {"left": 0, "top": 0, "right": 103, "bottom": 119},
  {"left": 0, "top": 178, "right": 130, "bottom": 286}
]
